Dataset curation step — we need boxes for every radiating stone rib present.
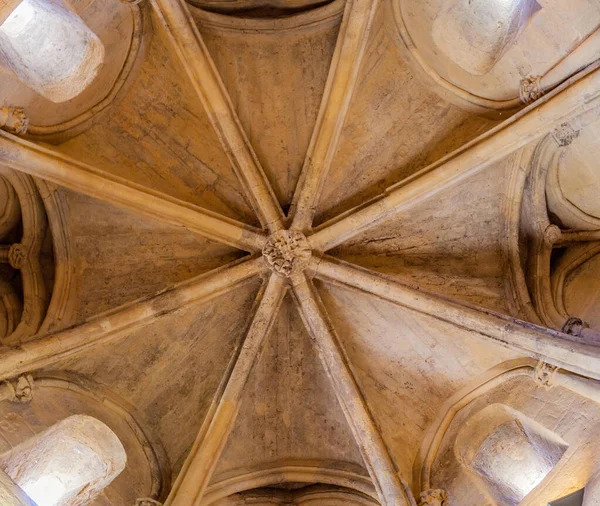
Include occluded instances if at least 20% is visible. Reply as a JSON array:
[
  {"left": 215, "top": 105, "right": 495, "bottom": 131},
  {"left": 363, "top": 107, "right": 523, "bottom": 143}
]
[
  {"left": 165, "top": 273, "right": 286, "bottom": 506},
  {"left": 0, "top": 132, "right": 266, "bottom": 252},
  {"left": 0, "top": 257, "right": 266, "bottom": 381},
  {"left": 292, "top": 273, "right": 415, "bottom": 506},
  {"left": 309, "top": 62, "right": 600, "bottom": 252},
  {"left": 289, "top": 0, "right": 381, "bottom": 232},
  {"left": 311, "top": 256, "right": 600, "bottom": 380},
  {"left": 151, "top": 0, "right": 285, "bottom": 233}
]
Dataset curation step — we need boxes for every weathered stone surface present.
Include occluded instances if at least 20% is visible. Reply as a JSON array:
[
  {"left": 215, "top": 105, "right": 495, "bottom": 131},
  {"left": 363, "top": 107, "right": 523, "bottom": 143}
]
[{"left": 0, "top": 0, "right": 598, "bottom": 505}]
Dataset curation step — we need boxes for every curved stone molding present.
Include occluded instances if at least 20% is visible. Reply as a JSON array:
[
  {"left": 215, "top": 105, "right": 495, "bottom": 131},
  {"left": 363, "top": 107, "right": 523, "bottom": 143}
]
[
  {"left": 386, "top": 0, "right": 523, "bottom": 114},
  {"left": 190, "top": 0, "right": 344, "bottom": 34},
  {"left": 387, "top": 0, "right": 600, "bottom": 113},
  {"left": 413, "top": 359, "right": 536, "bottom": 496},
  {"left": 203, "top": 461, "right": 377, "bottom": 504},
  {"left": 0, "top": 279, "right": 21, "bottom": 338},
  {"left": 503, "top": 120, "right": 600, "bottom": 338},
  {"left": 186, "top": 0, "right": 335, "bottom": 14},
  {"left": 431, "top": 0, "right": 540, "bottom": 77},
  {"left": 0, "top": 168, "right": 48, "bottom": 345},
  {"left": 546, "top": 130, "right": 600, "bottom": 232},
  {"left": 551, "top": 243, "right": 600, "bottom": 328},
  {"left": 414, "top": 358, "right": 600, "bottom": 500},
  {"left": 0, "top": 0, "right": 106, "bottom": 104},
  {"left": 0, "top": 175, "right": 75, "bottom": 340},
  {"left": 32, "top": 371, "right": 171, "bottom": 503},
  {"left": 0, "top": 176, "right": 20, "bottom": 238},
  {"left": 34, "top": 180, "right": 76, "bottom": 335},
  {"left": 212, "top": 484, "right": 378, "bottom": 505},
  {"left": 526, "top": 135, "right": 598, "bottom": 330},
  {"left": 22, "top": 2, "right": 150, "bottom": 143},
  {"left": 501, "top": 148, "right": 543, "bottom": 325}
]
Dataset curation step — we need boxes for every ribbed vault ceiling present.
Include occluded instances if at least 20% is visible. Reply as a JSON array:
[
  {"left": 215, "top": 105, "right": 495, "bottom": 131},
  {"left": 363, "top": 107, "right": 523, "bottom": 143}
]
[{"left": 2, "top": 0, "right": 600, "bottom": 505}]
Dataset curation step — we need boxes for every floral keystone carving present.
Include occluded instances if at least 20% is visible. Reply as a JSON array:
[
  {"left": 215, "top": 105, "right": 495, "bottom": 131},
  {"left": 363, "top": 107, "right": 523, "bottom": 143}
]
[{"left": 263, "top": 230, "right": 311, "bottom": 277}]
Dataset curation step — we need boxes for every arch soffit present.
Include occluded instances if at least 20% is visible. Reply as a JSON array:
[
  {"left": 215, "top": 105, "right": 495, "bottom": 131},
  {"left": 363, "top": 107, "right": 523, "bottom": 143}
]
[
  {"left": 2, "top": 1, "right": 152, "bottom": 144},
  {"left": 203, "top": 461, "right": 377, "bottom": 505},
  {"left": 414, "top": 358, "right": 600, "bottom": 502},
  {"left": 24, "top": 370, "right": 172, "bottom": 502}
]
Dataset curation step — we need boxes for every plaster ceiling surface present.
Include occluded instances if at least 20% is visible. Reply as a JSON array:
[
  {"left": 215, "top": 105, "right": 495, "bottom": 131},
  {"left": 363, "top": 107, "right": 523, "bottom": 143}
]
[{"left": 1, "top": 0, "right": 600, "bottom": 504}]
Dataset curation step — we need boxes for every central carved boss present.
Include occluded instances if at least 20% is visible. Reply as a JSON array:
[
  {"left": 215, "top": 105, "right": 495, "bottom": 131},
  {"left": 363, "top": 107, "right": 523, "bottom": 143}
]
[{"left": 262, "top": 230, "right": 311, "bottom": 277}]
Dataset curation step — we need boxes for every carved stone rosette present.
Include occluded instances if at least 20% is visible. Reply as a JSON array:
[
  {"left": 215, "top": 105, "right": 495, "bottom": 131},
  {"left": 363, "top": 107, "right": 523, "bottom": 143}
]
[
  {"left": 419, "top": 488, "right": 447, "bottom": 506},
  {"left": 263, "top": 230, "right": 311, "bottom": 277}
]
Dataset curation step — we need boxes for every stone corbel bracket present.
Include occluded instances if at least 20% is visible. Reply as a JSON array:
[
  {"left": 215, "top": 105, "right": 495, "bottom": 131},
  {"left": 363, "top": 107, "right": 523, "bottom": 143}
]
[
  {"left": 0, "top": 374, "right": 34, "bottom": 404},
  {"left": 0, "top": 107, "right": 28, "bottom": 135}
]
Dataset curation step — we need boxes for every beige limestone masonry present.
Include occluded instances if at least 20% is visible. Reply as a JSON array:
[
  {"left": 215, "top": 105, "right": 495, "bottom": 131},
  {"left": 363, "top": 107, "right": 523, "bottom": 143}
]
[{"left": 0, "top": 0, "right": 599, "bottom": 504}]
